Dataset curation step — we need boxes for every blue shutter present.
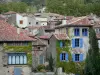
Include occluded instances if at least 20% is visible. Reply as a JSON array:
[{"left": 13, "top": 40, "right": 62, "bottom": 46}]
[
  {"left": 72, "top": 54, "right": 75, "bottom": 62},
  {"left": 60, "top": 54, "right": 62, "bottom": 61},
  {"left": 72, "top": 39, "right": 75, "bottom": 48},
  {"left": 80, "top": 38, "right": 83, "bottom": 48},
  {"left": 65, "top": 53, "right": 68, "bottom": 61},
  {"left": 79, "top": 54, "right": 83, "bottom": 62},
  {"left": 60, "top": 41, "right": 63, "bottom": 48}
]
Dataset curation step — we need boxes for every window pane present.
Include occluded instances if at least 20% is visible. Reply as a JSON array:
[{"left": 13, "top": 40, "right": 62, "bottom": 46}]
[
  {"left": 12, "top": 56, "right": 15, "bottom": 64},
  {"left": 74, "top": 28, "right": 80, "bottom": 36},
  {"left": 40, "top": 56, "right": 44, "bottom": 64},
  {"left": 16, "top": 56, "right": 20, "bottom": 64},
  {"left": 8, "top": 56, "right": 12, "bottom": 64},
  {"left": 20, "top": 56, "right": 23, "bottom": 64},
  {"left": 75, "top": 39, "right": 79, "bottom": 47},
  {"left": 23, "top": 55, "right": 27, "bottom": 64}
]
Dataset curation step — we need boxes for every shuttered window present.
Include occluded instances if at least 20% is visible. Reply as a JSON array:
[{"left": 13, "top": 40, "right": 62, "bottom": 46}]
[
  {"left": 82, "top": 28, "right": 88, "bottom": 36},
  {"left": 60, "top": 53, "right": 68, "bottom": 61},
  {"left": 8, "top": 53, "right": 27, "bottom": 65},
  {"left": 74, "top": 28, "right": 80, "bottom": 36},
  {"left": 72, "top": 54, "right": 83, "bottom": 62},
  {"left": 72, "top": 38, "right": 83, "bottom": 48}
]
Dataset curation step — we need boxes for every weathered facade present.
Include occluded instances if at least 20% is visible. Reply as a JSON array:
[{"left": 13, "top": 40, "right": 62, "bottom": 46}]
[{"left": 0, "top": 20, "right": 35, "bottom": 75}]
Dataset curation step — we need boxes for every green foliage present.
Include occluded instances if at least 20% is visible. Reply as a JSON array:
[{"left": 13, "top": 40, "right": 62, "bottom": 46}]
[
  {"left": 0, "top": 2, "right": 37, "bottom": 14},
  {"left": 47, "top": 54, "right": 55, "bottom": 71},
  {"left": 56, "top": 40, "right": 84, "bottom": 74},
  {"left": 37, "top": 64, "right": 46, "bottom": 71},
  {"left": 46, "top": 0, "right": 100, "bottom": 16},
  {"left": 84, "top": 28, "right": 100, "bottom": 75},
  {"left": 4, "top": 42, "right": 32, "bottom": 66}
]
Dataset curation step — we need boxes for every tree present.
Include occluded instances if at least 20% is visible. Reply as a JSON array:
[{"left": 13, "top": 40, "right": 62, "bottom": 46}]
[{"left": 84, "top": 28, "right": 100, "bottom": 75}]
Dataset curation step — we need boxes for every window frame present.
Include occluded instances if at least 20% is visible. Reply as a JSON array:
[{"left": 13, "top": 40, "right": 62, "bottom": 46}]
[
  {"left": 82, "top": 28, "right": 88, "bottom": 36},
  {"left": 75, "top": 38, "right": 79, "bottom": 47},
  {"left": 75, "top": 54, "right": 80, "bottom": 61},
  {"left": 74, "top": 28, "right": 80, "bottom": 36},
  {"left": 8, "top": 53, "right": 27, "bottom": 65}
]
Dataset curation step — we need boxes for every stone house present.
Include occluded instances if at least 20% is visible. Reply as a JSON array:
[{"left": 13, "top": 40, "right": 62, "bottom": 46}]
[
  {"left": 48, "top": 34, "right": 70, "bottom": 65},
  {"left": 3, "top": 11, "right": 34, "bottom": 28},
  {"left": 0, "top": 20, "right": 35, "bottom": 75},
  {"left": 55, "top": 16, "right": 94, "bottom": 62},
  {"left": 32, "top": 36, "right": 50, "bottom": 69}
]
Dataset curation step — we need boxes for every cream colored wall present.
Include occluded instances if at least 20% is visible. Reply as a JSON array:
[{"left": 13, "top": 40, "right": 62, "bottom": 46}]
[{"left": 69, "top": 27, "right": 89, "bottom": 59}]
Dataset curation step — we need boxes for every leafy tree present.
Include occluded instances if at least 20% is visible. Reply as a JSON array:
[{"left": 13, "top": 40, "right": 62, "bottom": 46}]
[
  {"left": 84, "top": 28, "right": 100, "bottom": 75},
  {"left": 46, "top": 0, "right": 100, "bottom": 16}
]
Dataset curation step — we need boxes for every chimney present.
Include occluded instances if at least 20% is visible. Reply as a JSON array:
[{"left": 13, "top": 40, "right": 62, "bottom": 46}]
[
  {"left": 17, "top": 28, "right": 20, "bottom": 34},
  {"left": 62, "top": 16, "right": 67, "bottom": 25}
]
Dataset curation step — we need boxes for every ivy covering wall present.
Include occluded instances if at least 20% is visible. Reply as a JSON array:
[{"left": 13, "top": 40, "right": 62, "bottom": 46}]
[
  {"left": 56, "top": 40, "right": 85, "bottom": 74},
  {"left": 3, "top": 42, "right": 32, "bottom": 66}
]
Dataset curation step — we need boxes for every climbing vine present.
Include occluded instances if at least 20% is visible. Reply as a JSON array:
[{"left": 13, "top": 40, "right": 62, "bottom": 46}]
[
  {"left": 56, "top": 40, "right": 85, "bottom": 74},
  {"left": 3, "top": 42, "right": 32, "bottom": 66}
]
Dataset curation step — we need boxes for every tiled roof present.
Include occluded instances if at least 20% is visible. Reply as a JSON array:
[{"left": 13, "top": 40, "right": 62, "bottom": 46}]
[
  {"left": 0, "top": 20, "right": 35, "bottom": 41},
  {"left": 67, "top": 16, "right": 91, "bottom": 25},
  {"left": 53, "top": 34, "right": 69, "bottom": 40},
  {"left": 55, "top": 16, "right": 92, "bottom": 28}
]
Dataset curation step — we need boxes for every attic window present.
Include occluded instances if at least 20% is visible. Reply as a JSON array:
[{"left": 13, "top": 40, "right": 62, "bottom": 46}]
[
  {"left": 36, "top": 22, "right": 39, "bottom": 25},
  {"left": 29, "top": 22, "right": 31, "bottom": 24},
  {"left": 20, "top": 20, "right": 23, "bottom": 24}
]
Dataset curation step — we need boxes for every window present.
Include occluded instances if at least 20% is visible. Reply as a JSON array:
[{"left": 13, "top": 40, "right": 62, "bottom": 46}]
[
  {"left": 72, "top": 54, "right": 83, "bottom": 62},
  {"left": 29, "top": 22, "right": 31, "bottom": 24},
  {"left": 82, "top": 28, "right": 88, "bottom": 36},
  {"left": 72, "top": 38, "right": 83, "bottom": 48},
  {"left": 60, "top": 41, "right": 66, "bottom": 48},
  {"left": 20, "top": 20, "right": 23, "bottom": 24},
  {"left": 8, "top": 53, "right": 27, "bottom": 65},
  {"left": 75, "top": 39, "right": 79, "bottom": 47},
  {"left": 36, "top": 22, "right": 39, "bottom": 25},
  {"left": 7, "top": 42, "right": 28, "bottom": 46},
  {"left": 39, "top": 55, "right": 44, "bottom": 64},
  {"left": 74, "top": 28, "right": 80, "bottom": 36},
  {"left": 37, "top": 47, "right": 40, "bottom": 50},
  {"left": 75, "top": 54, "right": 79, "bottom": 61},
  {"left": 60, "top": 53, "right": 68, "bottom": 61}
]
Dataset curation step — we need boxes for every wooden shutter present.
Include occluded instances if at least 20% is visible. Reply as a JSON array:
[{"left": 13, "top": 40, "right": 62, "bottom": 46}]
[
  {"left": 79, "top": 54, "right": 83, "bottom": 62},
  {"left": 60, "top": 54, "right": 62, "bottom": 61},
  {"left": 60, "top": 41, "right": 63, "bottom": 48},
  {"left": 72, "top": 54, "right": 75, "bottom": 62},
  {"left": 72, "top": 39, "right": 75, "bottom": 48},
  {"left": 79, "top": 38, "right": 83, "bottom": 48},
  {"left": 65, "top": 53, "right": 68, "bottom": 61}
]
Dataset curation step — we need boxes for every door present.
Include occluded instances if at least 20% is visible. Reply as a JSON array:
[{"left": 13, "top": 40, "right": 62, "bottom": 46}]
[{"left": 14, "top": 68, "right": 21, "bottom": 75}]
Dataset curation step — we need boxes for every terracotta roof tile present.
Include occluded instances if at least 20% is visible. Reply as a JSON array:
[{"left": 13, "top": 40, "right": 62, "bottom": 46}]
[
  {"left": 0, "top": 20, "right": 35, "bottom": 41},
  {"left": 53, "top": 34, "right": 69, "bottom": 40}
]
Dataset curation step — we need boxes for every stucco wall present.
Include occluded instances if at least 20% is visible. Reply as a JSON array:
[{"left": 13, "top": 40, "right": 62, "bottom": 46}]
[{"left": 69, "top": 27, "right": 89, "bottom": 59}]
